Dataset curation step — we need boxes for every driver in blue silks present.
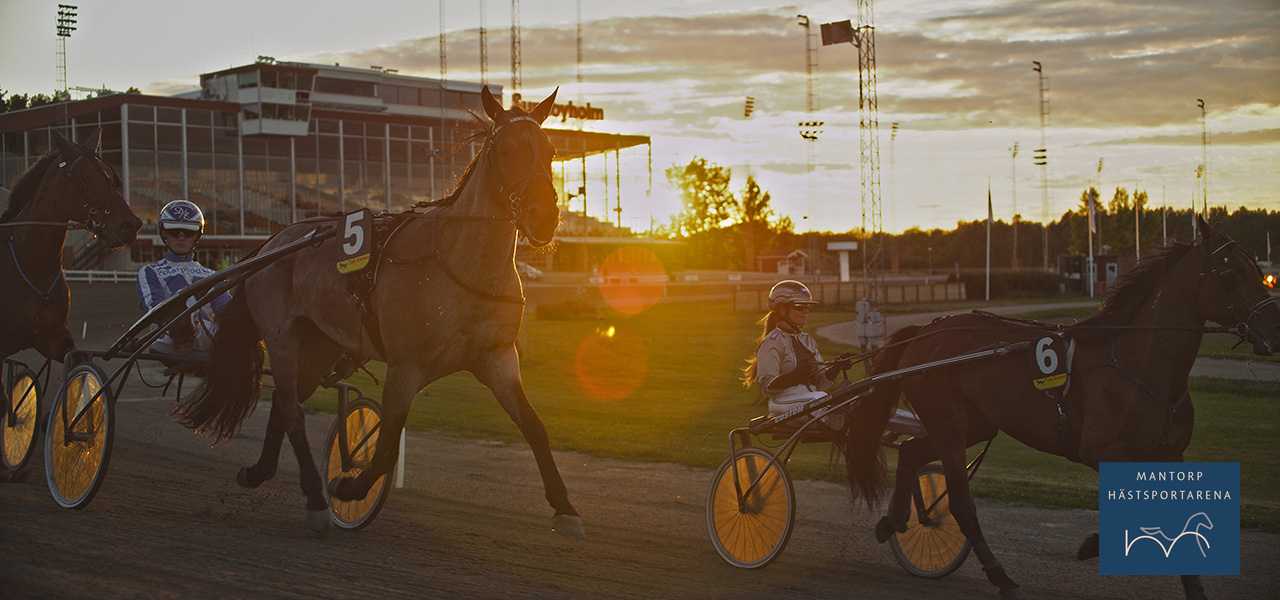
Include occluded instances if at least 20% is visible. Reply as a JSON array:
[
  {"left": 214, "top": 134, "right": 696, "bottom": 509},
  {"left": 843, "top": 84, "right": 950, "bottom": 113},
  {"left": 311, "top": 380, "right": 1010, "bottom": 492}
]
[{"left": 136, "top": 200, "right": 229, "bottom": 354}]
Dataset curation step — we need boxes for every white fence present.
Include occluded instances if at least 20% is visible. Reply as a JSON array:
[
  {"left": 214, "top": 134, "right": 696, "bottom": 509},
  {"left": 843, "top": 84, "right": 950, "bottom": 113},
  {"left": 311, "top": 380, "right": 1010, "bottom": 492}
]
[{"left": 65, "top": 270, "right": 136, "bottom": 283}]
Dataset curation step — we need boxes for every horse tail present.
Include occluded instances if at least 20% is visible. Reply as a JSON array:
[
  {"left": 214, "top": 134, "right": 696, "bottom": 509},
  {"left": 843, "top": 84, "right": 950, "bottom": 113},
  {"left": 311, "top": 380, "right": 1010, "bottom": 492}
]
[
  {"left": 173, "top": 290, "right": 265, "bottom": 441},
  {"left": 839, "top": 325, "right": 922, "bottom": 509}
]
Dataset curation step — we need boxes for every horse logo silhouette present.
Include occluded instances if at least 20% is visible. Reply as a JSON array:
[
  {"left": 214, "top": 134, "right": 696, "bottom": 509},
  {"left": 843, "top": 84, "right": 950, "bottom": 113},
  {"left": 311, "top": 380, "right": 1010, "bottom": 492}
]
[{"left": 1123, "top": 512, "right": 1214, "bottom": 558}]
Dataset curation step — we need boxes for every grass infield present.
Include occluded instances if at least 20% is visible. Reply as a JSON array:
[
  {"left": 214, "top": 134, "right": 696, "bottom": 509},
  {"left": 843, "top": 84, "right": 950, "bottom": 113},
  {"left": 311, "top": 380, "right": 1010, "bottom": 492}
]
[{"left": 296, "top": 299, "right": 1278, "bottom": 532}]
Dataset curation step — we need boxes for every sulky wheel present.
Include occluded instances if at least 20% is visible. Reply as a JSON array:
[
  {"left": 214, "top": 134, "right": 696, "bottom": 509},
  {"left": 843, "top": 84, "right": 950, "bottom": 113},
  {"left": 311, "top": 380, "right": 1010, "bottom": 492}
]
[
  {"left": 322, "top": 397, "right": 390, "bottom": 529},
  {"left": 2, "top": 368, "right": 42, "bottom": 480},
  {"left": 706, "top": 446, "right": 796, "bottom": 569},
  {"left": 44, "top": 362, "right": 115, "bottom": 509},
  {"left": 889, "top": 462, "right": 971, "bottom": 578}
]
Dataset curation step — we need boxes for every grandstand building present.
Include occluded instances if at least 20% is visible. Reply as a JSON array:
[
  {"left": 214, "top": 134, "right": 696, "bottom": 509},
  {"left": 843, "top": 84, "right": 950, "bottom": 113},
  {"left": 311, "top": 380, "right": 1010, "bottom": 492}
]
[{"left": 0, "top": 59, "right": 655, "bottom": 272}]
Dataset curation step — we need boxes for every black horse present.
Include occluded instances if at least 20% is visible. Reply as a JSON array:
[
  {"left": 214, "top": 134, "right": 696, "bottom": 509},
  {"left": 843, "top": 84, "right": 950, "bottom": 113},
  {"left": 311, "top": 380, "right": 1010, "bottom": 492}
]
[
  {"left": 842, "top": 217, "right": 1279, "bottom": 599},
  {"left": 1, "top": 129, "right": 141, "bottom": 476}
]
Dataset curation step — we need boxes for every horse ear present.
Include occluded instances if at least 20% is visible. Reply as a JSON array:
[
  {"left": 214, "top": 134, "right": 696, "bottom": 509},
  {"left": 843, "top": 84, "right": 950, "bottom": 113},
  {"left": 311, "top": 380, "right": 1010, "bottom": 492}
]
[
  {"left": 530, "top": 87, "right": 558, "bottom": 125},
  {"left": 83, "top": 127, "right": 103, "bottom": 154},
  {"left": 53, "top": 130, "right": 76, "bottom": 159},
  {"left": 1196, "top": 214, "right": 1212, "bottom": 240},
  {"left": 481, "top": 86, "right": 505, "bottom": 123}
]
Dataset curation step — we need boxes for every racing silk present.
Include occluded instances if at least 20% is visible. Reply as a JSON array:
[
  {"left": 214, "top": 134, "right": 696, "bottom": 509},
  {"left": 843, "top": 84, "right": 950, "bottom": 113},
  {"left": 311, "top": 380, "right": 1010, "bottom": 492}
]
[
  {"left": 136, "top": 251, "right": 230, "bottom": 350},
  {"left": 754, "top": 325, "right": 835, "bottom": 413}
]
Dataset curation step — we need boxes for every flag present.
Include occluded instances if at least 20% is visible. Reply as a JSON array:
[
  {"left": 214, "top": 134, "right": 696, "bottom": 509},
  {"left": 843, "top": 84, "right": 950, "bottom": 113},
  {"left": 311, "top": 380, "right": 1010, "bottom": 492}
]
[{"left": 1088, "top": 191, "right": 1098, "bottom": 233}]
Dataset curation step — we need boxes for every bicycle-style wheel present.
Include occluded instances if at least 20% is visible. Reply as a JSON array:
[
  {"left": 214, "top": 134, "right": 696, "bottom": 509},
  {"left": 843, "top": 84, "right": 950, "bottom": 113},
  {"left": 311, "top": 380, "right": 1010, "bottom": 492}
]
[
  {"left": 44, "top": 363, "right": 114, "bottom": 509},
  {"left": 322, "top": 397, "right": 390, "bottom": 529},
  {"left": 2, "top": 368, "right": 42, "bottom": 479},
  {"left": 706, "top": 446, "right": 796, "bottom": 569},
  {"left": 889, "top": 462, "right": 971, "bottom": 578}
]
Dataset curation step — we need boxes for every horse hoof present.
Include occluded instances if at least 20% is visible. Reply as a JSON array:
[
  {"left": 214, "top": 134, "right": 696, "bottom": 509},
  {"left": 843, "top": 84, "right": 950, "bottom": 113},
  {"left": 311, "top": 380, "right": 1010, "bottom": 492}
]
[
  {"left": 237, "top": 466, "right": 270, "bottom": 489},
  {"left": 306, "top": 509, "right": 332, "bottom": 534},
  {"left": 552, "top": 514, "right": 585, "bottom": 539},
  {"left": 874, "top": 516, "right": 901, "bottom": 544},
  {"left": 327, "top": 476, "right": 368, "bottom": 502},
  {"left": 1076, "top": 533, "right": 1100, "bottom": 560}
]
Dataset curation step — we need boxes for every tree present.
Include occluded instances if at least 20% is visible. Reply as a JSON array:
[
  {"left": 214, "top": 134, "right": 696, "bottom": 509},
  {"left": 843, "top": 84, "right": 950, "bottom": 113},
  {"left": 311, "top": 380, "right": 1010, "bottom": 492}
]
[
  {"left": 736, "top": 175, "right": 774, "bottom": 269},
  {"left": 665, "top": 157, "right": 734, "bottom": 237}
]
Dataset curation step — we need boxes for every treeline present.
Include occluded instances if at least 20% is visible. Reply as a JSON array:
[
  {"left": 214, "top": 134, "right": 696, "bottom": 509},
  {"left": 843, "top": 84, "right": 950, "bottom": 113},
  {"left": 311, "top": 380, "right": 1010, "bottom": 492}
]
[
  {"left": 0, "top": 87, "right": 140, "bottom": 113},
  {"left": 662, "top": 157, "right": 1279, "bottom": 271}
]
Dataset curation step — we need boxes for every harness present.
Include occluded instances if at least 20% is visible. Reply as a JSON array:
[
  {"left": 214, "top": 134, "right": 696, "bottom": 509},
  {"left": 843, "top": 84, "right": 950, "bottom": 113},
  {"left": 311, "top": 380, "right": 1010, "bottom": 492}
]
[
  {"left": 2, "top": 149, "right": 120, "bottom": 308},
  {"left": 972, "top": 237, "right": 1275, "bottom": 460},
  {"left": 342, "top": 115, "right": 553, "bottom": 357}
]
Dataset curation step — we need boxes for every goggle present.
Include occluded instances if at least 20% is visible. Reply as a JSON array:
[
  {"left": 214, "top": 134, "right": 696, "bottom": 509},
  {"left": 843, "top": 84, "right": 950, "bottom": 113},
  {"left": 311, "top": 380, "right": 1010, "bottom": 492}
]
[
  {"left": 163, "top": 228, "right": 198, "bottom": 239},
  {"left": 790, "top": 303, "right": 812, "bottom": 313}
]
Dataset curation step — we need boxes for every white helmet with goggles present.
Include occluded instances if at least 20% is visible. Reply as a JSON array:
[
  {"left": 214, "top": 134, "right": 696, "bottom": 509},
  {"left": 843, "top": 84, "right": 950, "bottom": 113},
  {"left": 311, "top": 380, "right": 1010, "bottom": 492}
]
[
  {"left": 159, "top": 199, "right": 204, "bottom": 236},
  {"left": 768, "top": 280, "right": 819, "bottom": 311}
]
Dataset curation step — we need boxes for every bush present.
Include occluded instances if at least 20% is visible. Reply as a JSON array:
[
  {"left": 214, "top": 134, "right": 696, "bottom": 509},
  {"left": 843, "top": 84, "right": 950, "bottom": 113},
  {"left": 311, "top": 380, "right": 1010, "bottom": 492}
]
[{"left": 957, "top": 269, "right": 1069, "bottom": 299}]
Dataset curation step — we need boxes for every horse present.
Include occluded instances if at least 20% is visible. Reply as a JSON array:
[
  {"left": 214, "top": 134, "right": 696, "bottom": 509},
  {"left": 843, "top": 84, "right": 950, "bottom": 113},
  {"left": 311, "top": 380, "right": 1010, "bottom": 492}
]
[
  {"left": 2, "top": 129, "right": 141, "bottom": 475},
  {"left": 174, "top": 86, "right": 584, "bottom": 537},
  {"left": 841, "top": 217, "right": 1279, "bottom": 600}
]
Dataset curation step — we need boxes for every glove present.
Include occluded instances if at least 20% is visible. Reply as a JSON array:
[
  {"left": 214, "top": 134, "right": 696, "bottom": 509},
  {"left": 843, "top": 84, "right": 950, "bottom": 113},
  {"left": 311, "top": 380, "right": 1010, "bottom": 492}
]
[
  {"left": 168, "top": 314, "right": 196, "bottom": 350},
  {"left": 765, "top": 367, "right": 814, "bottom": 393},
  {"left": 825, "top": 352, "right": 855, "bottom": 379}
]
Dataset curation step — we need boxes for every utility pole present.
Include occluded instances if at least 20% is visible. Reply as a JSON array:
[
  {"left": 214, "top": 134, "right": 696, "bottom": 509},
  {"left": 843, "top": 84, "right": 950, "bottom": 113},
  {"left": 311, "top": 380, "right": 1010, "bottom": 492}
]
[{"left": 1010, "top": 142, "right": 1019, "bottom": 269}]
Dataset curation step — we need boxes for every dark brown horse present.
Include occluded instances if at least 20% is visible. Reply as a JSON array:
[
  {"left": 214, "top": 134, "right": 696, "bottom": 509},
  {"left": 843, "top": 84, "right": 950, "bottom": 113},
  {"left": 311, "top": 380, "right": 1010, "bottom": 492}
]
[
  {"left": 2, "top": 128, "right": 140, "bottom": 410},
  {"left": 1, "top": 129, "right": 141, "bottom": 364},
  {"left": 175, "top": 87, "right": 584, "bottom": 536},
  {"left": 842, "top": 217, "right": 1279, "bottom": 599}
]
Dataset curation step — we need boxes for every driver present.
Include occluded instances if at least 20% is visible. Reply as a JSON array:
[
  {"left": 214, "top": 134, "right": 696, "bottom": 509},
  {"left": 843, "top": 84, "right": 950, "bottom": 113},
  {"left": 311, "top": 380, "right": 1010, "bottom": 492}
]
[
  {"left": 136, "top": 200, "right": 229, "bottom": 354},
  {"left": 743, "top": 280, "right": 853, "bottom": 429}
]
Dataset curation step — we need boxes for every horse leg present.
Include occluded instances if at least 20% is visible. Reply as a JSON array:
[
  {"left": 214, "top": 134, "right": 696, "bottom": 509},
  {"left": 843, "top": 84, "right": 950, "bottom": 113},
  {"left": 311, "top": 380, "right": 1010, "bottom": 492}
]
[
  {"left": 876, "top": 436, "right": 935, "bottom": 543},
  {"left": 472, "top": 345, "right": 583, "bottom": 539},
  {"left": 327, "top": 362, "right": 420, "bottom": 502},
  {"left": 248, "top": 337, "right": 334, "bottom": 532},
  {"left": 235, "top": 388, "right": 287, "bottom": 488},
  {"left": 933, "top": 431, "right": 1024, "bottom": 599}
]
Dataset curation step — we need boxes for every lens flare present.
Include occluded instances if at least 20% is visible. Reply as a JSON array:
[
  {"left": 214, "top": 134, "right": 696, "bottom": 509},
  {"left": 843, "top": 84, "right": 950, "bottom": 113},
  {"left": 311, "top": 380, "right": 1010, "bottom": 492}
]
[
  {"left": 573, "top": 326, "right": 648, "bottom": 402},
  {"left": 596, "top": 247, "right": 667, "bottom": 316},
  {"left": 1265, "top": 274, "right": 1276, "bottom": 289}
]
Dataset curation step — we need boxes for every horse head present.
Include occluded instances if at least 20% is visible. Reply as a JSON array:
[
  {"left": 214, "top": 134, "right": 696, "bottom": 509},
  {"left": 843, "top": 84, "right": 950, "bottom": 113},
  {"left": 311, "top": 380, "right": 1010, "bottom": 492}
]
[
  {"left": 1196, "top": 215, "right": 1280, "bottom": 355},
  {"left": 51, "top": 129, "right": 142, "bottom": 247},
  {"left": 481, "top": 86, "right": 560, "bottom": 247}
]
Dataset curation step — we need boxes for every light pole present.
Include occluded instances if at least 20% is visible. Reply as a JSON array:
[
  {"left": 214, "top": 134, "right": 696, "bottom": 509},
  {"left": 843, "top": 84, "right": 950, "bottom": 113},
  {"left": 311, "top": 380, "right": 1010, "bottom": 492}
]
[
  {"left": 1032, "top": 61, "right": 1050, "bottom": 269},
  {"left": 1096, "top": 157, "right": 1104, "bottom": 255}
]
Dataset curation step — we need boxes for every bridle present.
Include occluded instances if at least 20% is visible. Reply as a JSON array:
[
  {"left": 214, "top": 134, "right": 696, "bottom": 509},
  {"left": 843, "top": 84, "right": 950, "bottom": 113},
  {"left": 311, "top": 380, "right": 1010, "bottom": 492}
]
[
  {"left": 1201, "top": 238, "right": 1277, "bottom": 350},
  {"left": 0, "top": 149, "right": 123, "bottom": 237},
  {"left": 486, "top": 115, "right": 556, "bottom": 246},
  {"left": 58, "top": 149, "right": 126, "bottom": 238}
]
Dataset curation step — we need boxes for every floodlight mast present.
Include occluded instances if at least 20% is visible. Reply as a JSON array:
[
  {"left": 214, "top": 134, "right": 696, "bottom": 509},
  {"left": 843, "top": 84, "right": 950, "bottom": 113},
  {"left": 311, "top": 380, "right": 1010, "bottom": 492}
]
[{"left": 822, "top": 0, "right": 883, "bottom": 350}]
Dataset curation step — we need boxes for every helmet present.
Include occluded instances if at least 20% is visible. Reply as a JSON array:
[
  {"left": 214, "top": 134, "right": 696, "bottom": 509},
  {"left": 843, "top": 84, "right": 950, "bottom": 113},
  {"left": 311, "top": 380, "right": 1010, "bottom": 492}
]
[
  {"left": 159, "top": 200, "right": 204, "bottom": 235},
  {"left": 768, "top": 280, "right": 818, "bottom": 311}
]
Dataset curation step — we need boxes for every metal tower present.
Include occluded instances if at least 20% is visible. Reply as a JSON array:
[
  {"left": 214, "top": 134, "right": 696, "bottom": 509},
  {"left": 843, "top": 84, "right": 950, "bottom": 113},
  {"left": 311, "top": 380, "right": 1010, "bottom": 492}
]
[
  {"left": 1032, "top": 61, "right": 1050, "bottom": 269},
  {"left": 439, "top": 1, "right": 447, "bottom": 81},
  {"left": 56, "top": 5, "right": 77, "bottom": 96},
  {"left": 510, "top": 0, "right": 522, "bottom": 99},
  {"left": 855, "top": 0, "right": 883, "bottom": 309},
  {"left": 479, "top": 1, "right": 488, "bottom": 86},
  {"left": 797, "top": 16, "right": 819, "bottom": 112}
]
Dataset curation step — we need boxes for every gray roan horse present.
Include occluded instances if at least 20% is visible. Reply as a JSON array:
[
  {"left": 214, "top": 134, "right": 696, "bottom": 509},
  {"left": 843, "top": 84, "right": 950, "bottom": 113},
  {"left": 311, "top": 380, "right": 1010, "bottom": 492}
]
[
  {"left": 2, "top": 129, "right": 141, "bottom": 476},
  {"left": 175, "top": 87, "right": 583, "bottom": 537},
  {"left": 841, "top": 217, "right": 1279, "bottom": 599}
]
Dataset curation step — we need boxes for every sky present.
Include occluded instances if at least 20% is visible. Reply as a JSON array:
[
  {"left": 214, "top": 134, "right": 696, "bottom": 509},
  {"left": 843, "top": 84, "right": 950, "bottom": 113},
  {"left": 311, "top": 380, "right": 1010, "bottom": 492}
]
[{"left": 2, "top": 0, "right": 1277, "bottom": 234}]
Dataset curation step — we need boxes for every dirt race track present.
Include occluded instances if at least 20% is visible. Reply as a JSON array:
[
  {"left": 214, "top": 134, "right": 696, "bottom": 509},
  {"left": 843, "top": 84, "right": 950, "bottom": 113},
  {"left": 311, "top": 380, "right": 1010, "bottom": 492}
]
[{"left": 2, "top": 284, "right": 1278, "bottom": 599}]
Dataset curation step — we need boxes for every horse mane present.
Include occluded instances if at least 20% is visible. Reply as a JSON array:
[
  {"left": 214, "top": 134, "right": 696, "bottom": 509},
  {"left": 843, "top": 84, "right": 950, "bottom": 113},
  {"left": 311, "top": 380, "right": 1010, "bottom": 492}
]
[
  {"left": 0, "top": 152, "right": 58, "bottom": 223},
  {"left": 437, "top": 115, "right": 497, "bottom": 207},
  {"left": 1070, "top": 239, "right": 1196, "bottom": 339}
]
